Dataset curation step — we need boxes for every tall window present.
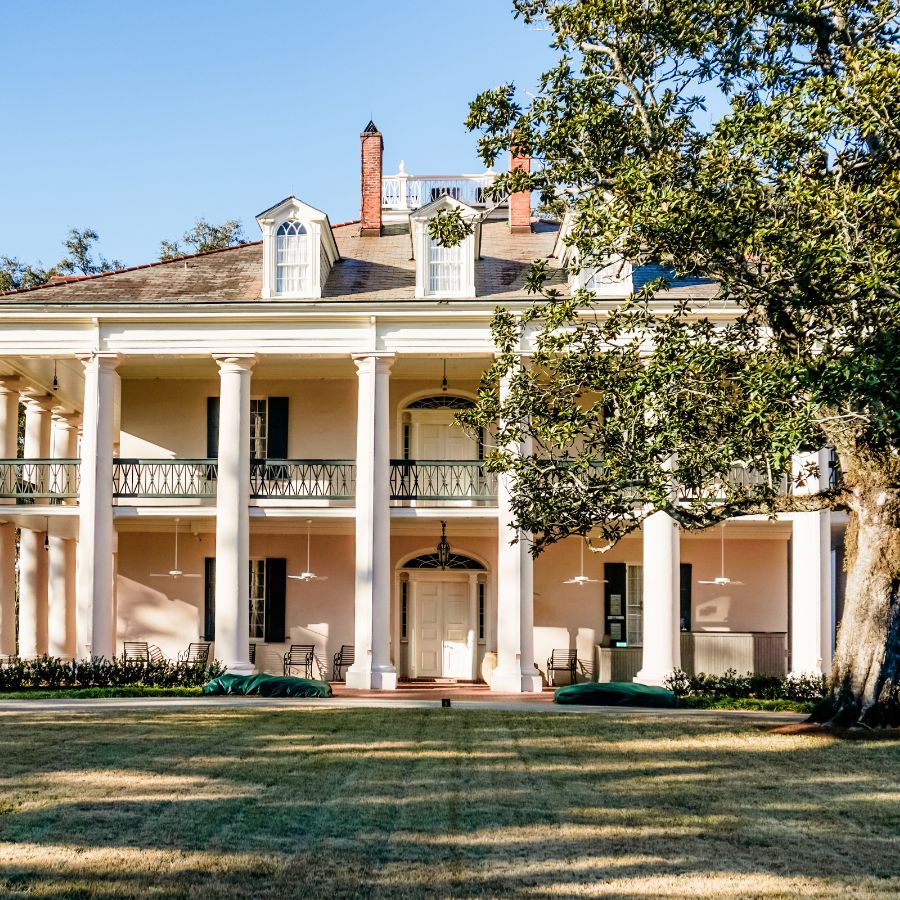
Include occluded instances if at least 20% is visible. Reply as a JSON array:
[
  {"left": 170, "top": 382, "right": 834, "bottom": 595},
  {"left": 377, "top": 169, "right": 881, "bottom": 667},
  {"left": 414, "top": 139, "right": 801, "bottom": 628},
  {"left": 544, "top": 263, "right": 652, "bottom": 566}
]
[
  {"left": 250, "top": 399, "right": 267, "bottom": 460},
  {"left": 275, "top": 220, "right": 308, "bottom": 294},
  {"left": 626, "top": 564, "right": 644, "bottom": 646},
  {"left": 400, "top": 576, "right": 409, "bottom": 641},
  {"left": 428, "top": 237, "right": 462, "bottom": 294},
  {"left": 478, "top": 580, "right": 486, "bottom": 642},
  {"left": 249, "top": 559, "right": 266, "bottom": 639}
]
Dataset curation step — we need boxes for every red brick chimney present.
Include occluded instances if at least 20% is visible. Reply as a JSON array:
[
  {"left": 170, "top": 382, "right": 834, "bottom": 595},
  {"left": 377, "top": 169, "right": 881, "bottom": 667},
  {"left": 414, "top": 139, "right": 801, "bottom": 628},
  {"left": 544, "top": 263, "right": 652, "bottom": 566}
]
[
  {"left": 508, "top": 147, "right": 532, "bottom": 234},
  {"left": 360, "top": 120, "right": 383, "bottom": 237}
]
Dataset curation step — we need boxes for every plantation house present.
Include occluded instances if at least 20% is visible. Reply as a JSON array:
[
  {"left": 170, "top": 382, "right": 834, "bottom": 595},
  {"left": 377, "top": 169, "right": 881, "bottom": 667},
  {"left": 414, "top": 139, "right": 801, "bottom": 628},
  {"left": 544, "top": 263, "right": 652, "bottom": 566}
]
[{"left": 0, "top": 123, "right": 843, "bottom": 690}]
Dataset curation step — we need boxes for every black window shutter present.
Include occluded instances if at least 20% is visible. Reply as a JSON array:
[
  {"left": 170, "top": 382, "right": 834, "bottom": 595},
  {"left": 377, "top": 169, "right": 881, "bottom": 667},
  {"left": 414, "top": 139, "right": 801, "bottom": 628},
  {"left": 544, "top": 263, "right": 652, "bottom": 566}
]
[
  {"left": 679, "top": 563, "right": 692, "bottom": 632},
  {"left": 203, "top": 557, "right": 216, "bottom": 641},
  {"left": 207, "top": 397, "right": 220, "bottom": 458},
  {"left": 264, "top": 557, "right": 287, "bottom": 643},
  {"left": 267, "top": 397, "right": 289, "bottom": 459},
  {"left": 604, "top": 563, "right": 627, "bottom": 646}
]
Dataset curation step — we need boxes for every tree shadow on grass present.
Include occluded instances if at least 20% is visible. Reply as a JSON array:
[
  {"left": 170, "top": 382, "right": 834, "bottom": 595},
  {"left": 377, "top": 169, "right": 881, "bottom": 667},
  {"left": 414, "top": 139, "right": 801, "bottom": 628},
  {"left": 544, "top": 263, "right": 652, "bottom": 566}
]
[{"left": 0, "top": 708, "right": 898, "bottom": 898}]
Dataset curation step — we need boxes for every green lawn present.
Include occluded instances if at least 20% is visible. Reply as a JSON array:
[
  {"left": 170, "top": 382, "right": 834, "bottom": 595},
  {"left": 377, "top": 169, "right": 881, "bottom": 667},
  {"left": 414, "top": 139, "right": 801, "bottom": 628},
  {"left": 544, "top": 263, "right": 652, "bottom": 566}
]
[{"left": 0, "top": 707, "right": 897, "bottom": 898}]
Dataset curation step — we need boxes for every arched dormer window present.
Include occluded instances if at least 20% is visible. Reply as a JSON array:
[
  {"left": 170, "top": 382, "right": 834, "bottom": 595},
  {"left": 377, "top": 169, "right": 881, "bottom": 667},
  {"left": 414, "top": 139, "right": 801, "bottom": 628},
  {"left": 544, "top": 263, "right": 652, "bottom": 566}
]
[
  {"left": 428, "top": 236, "right": 463, "bottom": 294},
  {"left": 256, "top": 196, "right": 339, "bottom": 299},
  {"left": 410, "top": 195, "right": 479, "bottom": 299},
  {"left": 275, "top": 220, "right": 308, "bottom": 295}
]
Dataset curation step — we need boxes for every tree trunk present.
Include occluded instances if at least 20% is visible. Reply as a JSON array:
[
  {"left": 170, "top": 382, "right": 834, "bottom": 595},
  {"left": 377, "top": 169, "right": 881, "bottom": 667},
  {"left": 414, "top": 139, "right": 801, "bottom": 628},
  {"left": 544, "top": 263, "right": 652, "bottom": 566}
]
[{"left": 815, "top": 475, "right": 900, "bottom": 727}]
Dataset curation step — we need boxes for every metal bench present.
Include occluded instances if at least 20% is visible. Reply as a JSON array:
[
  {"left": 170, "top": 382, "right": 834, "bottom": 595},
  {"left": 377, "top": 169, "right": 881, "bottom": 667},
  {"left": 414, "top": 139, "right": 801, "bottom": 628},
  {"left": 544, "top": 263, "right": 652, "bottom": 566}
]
[
  {"left": 123, "top": 641, "right": 150, "bottom": 662},
  {"left": 283, "top": 644, "right": 315, "bottom": 679},
  {"left": 547, "top": 649, "right": 578, "bottom": 686},
  {"left": 332, "top": 644, "right": 354, "bottom": 681},
  {"left": 178, "top": 642, "right": 211, "bottom": 665}
]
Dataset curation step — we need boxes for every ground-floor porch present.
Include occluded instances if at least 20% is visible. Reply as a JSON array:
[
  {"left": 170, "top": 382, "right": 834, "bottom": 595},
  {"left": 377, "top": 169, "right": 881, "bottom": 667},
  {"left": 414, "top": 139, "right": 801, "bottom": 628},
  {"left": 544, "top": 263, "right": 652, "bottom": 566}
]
[{"left": 0, "top": 505, "right": 842, "bottom": 688}]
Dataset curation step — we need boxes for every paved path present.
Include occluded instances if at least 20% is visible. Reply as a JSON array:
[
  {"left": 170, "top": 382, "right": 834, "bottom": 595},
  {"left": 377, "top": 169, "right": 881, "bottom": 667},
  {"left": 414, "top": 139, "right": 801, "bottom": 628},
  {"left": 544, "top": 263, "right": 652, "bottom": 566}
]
[{"left": 0, "top": 692, "right": 806, "bottom": 724}]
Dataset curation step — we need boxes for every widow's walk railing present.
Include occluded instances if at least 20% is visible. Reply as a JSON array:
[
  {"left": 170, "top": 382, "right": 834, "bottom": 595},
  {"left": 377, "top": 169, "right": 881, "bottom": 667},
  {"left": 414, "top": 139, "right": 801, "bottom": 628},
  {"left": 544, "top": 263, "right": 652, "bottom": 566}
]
[
  {"left": 382, "top": 171, "right": 501, "bottom": 211},
  {"left": 0, "top": 459, "right": 80, "bottom": 502},
  {"left": 390, "top": 460, "right": 497, "bottom": 503}
]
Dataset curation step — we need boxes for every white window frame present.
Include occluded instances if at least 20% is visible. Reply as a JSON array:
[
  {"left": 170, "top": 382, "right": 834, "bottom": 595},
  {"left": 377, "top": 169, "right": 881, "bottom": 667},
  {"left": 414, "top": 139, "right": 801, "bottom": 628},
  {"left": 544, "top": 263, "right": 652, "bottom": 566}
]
[
  {"left": 250, "top": 397, "right": 268, "bottom": 461},
  {"left": 626, "top": 563, "right": 644, "bottom": 646},
  {"left": 274, "top": 220, "right": 310, "bottom": 295}
]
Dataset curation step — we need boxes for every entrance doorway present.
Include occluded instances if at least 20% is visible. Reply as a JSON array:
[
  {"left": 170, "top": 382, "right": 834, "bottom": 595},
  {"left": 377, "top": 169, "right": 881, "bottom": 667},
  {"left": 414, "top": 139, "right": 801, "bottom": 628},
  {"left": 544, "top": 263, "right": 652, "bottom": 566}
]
[{"left": 414, "top": 580, "right": 470, "bottom": 678}]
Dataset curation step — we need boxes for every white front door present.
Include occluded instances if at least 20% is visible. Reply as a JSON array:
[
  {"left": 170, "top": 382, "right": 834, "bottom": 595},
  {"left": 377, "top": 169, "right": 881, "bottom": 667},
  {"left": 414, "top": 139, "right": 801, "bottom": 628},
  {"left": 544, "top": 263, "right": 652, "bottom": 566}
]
[
  {"left": 414, "top": 580, "right": 471, "bottom": 678},
  {"left": 413, "top": 411, "right": 476, "bottom": 460}
]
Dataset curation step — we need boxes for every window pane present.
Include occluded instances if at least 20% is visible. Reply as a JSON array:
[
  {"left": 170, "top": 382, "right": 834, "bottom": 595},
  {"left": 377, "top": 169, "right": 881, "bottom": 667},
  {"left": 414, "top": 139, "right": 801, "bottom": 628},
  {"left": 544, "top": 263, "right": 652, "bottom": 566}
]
[
  {"left": 249, "top": 559, "right": 266, "bottom": 640},
  {"left": 428, "top": 237, "right": 462, "bottom": 294},
  {"left": 626, "top": 564, "right": 643, "bottom": 646},
  {"left": 250, "top": 398, "right": 267, "bottom": 460}
]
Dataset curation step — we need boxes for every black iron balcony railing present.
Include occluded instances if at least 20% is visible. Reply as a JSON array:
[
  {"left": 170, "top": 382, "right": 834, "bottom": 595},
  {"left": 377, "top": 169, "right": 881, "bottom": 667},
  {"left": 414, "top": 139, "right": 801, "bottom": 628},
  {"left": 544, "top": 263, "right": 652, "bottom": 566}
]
[
  {"left": 390, "top": 460, "right": 498, "bottom": 503},
  {"left": 250, "top": 460, "right": 356, "bottom": 501},
  {"left": 0, "top": 459, "right": 80, "bottom": 502},
  {"left": 113, "top": 459, "right": 218, "bottom": 499}
]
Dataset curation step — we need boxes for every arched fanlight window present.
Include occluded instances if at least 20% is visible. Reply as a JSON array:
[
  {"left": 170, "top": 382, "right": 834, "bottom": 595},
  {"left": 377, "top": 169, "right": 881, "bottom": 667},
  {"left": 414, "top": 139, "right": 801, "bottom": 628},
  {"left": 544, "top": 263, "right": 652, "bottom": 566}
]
[
  {"left": 275, "top": 220, "right": 308, "bottom": 294},
  {"left": 403, "top": 553, "right": 485, "bottom": 570}
]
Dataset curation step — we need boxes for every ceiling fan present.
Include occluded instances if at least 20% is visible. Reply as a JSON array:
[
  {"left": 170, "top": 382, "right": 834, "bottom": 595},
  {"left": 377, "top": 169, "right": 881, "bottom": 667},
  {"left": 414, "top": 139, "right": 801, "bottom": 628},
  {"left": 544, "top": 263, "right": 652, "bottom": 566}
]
[
  {"left": 150, "top": 518, "right": 201, "bottom": 579},
  {"left": 562, "top": 539, "right": 604, "bottom": 586},
  {"left": 699, "top": 523, "right": 744, "bottom": 586},
  {"left": 288, "top": 520, "right": 329, "bottom": 582}
]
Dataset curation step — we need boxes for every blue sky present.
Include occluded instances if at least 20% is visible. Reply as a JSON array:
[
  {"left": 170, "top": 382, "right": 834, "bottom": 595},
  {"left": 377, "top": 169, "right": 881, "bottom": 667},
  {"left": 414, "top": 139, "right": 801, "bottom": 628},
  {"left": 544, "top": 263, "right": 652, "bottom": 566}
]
[{"left": 0, "top": 1, "right": 558, "bottom": 269}]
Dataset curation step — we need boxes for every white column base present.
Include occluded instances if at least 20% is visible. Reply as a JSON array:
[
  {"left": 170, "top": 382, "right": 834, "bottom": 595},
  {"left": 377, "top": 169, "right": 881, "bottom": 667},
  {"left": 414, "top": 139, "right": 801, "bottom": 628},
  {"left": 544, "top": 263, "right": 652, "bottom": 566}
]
[
  {"left": 490, "top": 668, "right": 543, "bottom": 693},
  {"left": 345, "top": 665, "right": 397, "bottom": 690},
  {"left": 225, "top": 661, "right": 255, "bottom": 677},
  {"left": 633, "top": 669, "right": 672, "bottom": 688}
]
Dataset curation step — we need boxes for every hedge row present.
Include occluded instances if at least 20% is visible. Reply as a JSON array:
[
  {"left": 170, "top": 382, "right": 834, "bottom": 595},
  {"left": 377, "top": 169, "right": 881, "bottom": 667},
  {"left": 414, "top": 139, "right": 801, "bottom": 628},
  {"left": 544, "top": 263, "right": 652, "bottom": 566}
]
[
  {"left": 0, "top": 655, "right": 224, "bottom": 691},
  {"left": 664, "top": 668, "right": 828, "bottom": 701}
]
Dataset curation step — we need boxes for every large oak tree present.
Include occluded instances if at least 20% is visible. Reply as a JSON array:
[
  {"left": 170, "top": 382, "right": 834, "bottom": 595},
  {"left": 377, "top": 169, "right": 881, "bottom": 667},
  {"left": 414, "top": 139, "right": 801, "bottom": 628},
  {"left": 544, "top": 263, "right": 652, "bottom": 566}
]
[{"left": 441, "top": 0, "right": 900, "bottom": 726}]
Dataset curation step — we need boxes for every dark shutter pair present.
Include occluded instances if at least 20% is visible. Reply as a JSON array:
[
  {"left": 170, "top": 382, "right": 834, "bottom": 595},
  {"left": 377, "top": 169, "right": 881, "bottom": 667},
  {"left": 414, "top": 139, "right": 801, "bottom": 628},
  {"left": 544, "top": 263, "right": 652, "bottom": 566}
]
[
  {"left": 603, "top": 562, "right": 693, "bottom": 644},
  {"left": 206, "top": 397, "right": 289, "bottom": 459},
  {"left": 203, "top": 557, "right": 287, "bottom": 643}
]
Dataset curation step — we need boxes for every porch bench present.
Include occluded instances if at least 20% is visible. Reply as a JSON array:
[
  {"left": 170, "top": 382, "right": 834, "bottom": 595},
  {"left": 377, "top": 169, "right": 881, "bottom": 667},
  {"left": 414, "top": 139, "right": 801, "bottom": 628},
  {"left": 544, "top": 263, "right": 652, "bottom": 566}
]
[
  {"left": 547, "top": 649, "right": 578, "bottom": 686},
  {"left": 123, "top": 642, "right": 149, "bottom": 662},
  {"left": 178, "top": 642, "right": 211, "bottom": 666},
  {"left": 283, "top": 644, "right": 315, "bottom": 679},
  {"left": 332, "top": 644, "right": 354, "bottom": 681}
]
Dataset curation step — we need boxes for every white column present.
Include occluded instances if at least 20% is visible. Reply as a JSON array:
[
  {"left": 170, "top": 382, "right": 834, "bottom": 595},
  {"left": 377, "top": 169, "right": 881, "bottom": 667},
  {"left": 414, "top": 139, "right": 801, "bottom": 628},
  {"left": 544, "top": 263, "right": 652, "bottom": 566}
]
[
  {"left": 76, "top": 354, "right": 120, "bottom": 659},
  {"left": 491, "top": 370, "right": 542, "bottom": 693},
  {"left": 18, "top": 395, "right": 52, "bottom": 657},
  {"left": 213, "top": 355, "right": 255, "bottom": 675},
  {"left": 347, "top": 353, "right": 396, "bottom": 690},
  {"left": 48, "top": 413, "right": 78, "bottom": 658},
  {"left": 790, "top": 449, "right": 833, "bottom": 676},
  {"left": 0, "top": 378, "right": 19, "bottom": 656},
  {"left": 635, "top": 511, "right": 681, "bottom": 686}
]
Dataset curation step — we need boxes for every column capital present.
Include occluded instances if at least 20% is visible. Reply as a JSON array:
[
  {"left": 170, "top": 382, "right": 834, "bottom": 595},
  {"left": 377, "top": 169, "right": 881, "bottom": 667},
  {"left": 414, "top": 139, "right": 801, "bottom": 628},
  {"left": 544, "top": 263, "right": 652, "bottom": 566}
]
[
  {"left": 77, "top": 352, "right": 122, "bottom": 372},
  {"left": 352, "top": 352, "right": 395, "bottom": 375},
  {"left": 213, "top": 354, "right": 258, "bottom": 374},
  {"left": 0, "top": 375, "right": 21, "bottom": 395},
  {"left": 20, "top": 392, "right": 54, "bottom": 412}
]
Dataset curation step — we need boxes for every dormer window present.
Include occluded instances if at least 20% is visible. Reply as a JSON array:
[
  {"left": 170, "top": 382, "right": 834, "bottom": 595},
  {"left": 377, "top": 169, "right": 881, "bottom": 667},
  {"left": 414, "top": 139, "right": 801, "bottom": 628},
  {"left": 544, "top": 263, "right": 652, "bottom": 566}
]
[
  {"left": 256, "top": 196, "right": 339, "bottom": 299},
  {"left": 275, "top": 220, "right": 308, "bottom": 294},
  {"left": 428, "top": 236, "right": 462, "bottom": 294},
  {"left": 410, "top": 194, "right": 479, "bottom": 299}
]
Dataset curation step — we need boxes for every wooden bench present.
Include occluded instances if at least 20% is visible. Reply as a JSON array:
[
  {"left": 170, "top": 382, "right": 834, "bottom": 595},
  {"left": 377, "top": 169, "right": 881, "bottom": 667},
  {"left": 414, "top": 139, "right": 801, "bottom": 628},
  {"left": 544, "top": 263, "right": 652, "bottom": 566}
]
[
  {"left": 283, "top": 644, "right": 315, "bottom": 679},
  {"left": 332, "top": 644, "right": 354, "bottom": 681},
  {"left": 547, "top": 649, "right": 578, "bottom": 686}
]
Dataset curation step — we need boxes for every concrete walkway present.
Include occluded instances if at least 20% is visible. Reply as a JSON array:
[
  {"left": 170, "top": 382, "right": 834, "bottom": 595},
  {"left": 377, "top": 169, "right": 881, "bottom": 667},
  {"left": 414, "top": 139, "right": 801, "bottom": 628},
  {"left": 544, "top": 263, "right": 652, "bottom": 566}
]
[{"left": 0, "top": 683, "right": 807, "bottom": 724}]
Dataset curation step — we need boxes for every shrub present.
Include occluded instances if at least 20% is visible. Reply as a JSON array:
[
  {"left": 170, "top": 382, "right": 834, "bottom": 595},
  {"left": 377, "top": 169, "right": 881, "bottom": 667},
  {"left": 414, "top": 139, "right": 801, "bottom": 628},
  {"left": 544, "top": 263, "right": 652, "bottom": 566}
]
[
  {"left": 664, "top": 668, "right": 828, "bottom": 702},
  {"left": 0, "top": 655, "right": 224, "bottom": 692}
]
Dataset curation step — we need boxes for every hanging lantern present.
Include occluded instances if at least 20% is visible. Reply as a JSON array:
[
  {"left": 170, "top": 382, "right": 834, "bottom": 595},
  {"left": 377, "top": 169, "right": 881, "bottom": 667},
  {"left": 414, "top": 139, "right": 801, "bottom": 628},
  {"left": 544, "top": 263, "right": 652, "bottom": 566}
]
[{"left": 436, "top": 520, "right": 451, "bottom": 569}]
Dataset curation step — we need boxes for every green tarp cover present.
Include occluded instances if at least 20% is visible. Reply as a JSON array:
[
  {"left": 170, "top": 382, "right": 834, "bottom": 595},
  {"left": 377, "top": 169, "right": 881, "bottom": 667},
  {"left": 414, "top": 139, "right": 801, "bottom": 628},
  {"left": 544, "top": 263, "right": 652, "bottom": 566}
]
[
  {"left": 202, "top": 673, "right": 332, "bottom": 698},
  {"left": 554, "top": 681, "right": 677, "bottom": 708}
]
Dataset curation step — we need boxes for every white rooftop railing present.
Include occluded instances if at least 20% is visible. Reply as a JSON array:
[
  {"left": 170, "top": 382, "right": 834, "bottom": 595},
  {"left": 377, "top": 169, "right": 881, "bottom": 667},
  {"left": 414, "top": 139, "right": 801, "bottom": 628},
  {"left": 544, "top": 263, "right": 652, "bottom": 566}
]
[{"left": 382, "top": 162, "right": 503, "bottom": 211}]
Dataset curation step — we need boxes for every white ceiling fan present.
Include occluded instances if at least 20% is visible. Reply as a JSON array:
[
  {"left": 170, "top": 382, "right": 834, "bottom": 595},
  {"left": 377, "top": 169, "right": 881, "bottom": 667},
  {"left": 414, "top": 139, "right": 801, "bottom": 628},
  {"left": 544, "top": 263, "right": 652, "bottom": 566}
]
[
  {"left": 699, "top": 523, "right": 744, "bottom": 586},
  {"left": 288, "top": 520, "right": 329, "bottom": 582},
  {"left": 150, "top": 518, "right": 201, "bottom": 580},
  {"left": 562, "top": 539, "right": 604, "bottom": 586}
]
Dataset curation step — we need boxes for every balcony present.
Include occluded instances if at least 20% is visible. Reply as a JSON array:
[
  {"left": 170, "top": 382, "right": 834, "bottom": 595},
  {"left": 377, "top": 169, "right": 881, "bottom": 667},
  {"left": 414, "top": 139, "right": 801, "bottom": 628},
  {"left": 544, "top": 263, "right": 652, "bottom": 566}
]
[
  {"left": 113, "top": 459, "right": 218, "bottom": 500},
  {"left": 390, "top": 460, "right": 497, "bottom": 504},
  {"left": 249, "top": 460, "right": 355, "bottom": 502},
  {"left": 382, "top": 167, "right": 501, "bottom": 211},
  {"left": 0, "top": 460, "right": 80, "bottom": 503}
]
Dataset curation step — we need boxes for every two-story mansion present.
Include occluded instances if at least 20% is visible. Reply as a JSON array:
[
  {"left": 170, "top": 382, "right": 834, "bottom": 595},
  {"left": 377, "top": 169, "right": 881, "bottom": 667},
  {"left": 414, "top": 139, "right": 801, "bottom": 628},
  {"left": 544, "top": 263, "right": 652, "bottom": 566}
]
[{"left": 0, "top": 123, "right": 843, "bottom": 690}]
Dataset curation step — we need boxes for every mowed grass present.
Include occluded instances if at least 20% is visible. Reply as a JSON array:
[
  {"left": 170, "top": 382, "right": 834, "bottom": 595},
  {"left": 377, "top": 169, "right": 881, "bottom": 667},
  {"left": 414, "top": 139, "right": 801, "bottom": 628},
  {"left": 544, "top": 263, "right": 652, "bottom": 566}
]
[{"left": 0, "top": 707, "right": 897, "bottom": 898}]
